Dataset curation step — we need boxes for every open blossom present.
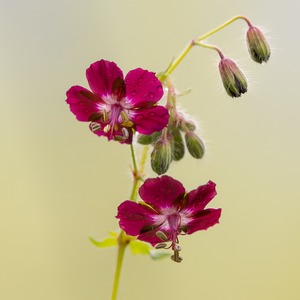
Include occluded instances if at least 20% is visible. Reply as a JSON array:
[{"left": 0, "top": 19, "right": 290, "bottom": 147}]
[
  {"left": 66, "top": 60, "right": 169, "bottom": 143},
  {"left": 116, "top": 175, "right": 221, "bottom": 262}
]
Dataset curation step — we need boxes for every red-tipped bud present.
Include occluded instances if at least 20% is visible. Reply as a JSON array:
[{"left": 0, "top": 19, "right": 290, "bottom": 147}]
[
  {"left": 246, "top": 26, "right": 271, "bottom": 64},
  {"left": 219, "top": 58, "right": 248, "bottom": 98}
]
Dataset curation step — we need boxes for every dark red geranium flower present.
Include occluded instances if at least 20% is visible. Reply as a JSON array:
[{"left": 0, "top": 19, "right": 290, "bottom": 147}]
[
  {"left": 66, "top": 60, "right": 169, "bottom": 143},
  {"left": 116, "top": 175, "right": 221, "bottom": 262}
]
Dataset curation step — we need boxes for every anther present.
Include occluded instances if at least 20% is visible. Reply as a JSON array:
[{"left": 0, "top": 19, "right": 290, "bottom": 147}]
[
  {"left": 122, "top": 127, "right": 129, "bottom": 139},
  {"left": 170, "top": 250, "right": 183, "bottom": 263},
  {"left": 102, "top": 110, "right": 108, "bottom": 122},
  {"left": 120, "top": 111, "right": 134, "bottom": 127},
  {"left": 156, "top": 231, "right": 168, "bottom": 242},
  {"left": 155, "top": 243, "right": 168, "bottom": 249},
  {"left": 90, "top": 122, "right": 101, "bottom": 132},
  {"left": 103, "top": 124, "right": 111, "bottom": 133}
]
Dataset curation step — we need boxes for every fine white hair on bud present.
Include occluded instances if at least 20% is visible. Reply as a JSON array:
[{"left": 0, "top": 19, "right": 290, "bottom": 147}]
[
  {"left": 246, "top": 26, "right": 271, "bottom": 64},
  {"left": 218, "top": 57, "right": 248, "bottom": 98}
]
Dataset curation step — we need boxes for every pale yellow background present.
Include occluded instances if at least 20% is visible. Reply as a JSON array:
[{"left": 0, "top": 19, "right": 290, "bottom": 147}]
[{"left": 1, "top": 0, "right": 299, "bottom": 299}]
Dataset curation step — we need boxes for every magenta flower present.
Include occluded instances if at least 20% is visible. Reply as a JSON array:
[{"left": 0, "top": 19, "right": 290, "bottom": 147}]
[
  {"left": 116, "top": 175, "right": 221, "bottom": 262},
  {"left": 66, "top": 60, "right": 169, "bottom": 143}
]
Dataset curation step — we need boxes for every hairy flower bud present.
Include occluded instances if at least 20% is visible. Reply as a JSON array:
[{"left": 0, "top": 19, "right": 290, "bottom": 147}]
[
  {"left": 169, "top": 126, "right": 185, "bottom": 161},
  {"left": 219, "top": 58, "right": 248, "bottom": 98},
  {"left": 246, "top": 26, "right": 271, "bottom": 64},
  {"left": 151, "top": 136, "right": 172, "bottom": 175},
  {"left": 137, "top": 131, "right": 161, "bottom": 145},
  {"left": 180, "top": 119, "right": 196, "bottom": 132},
  {"left": 185, "top": 131, "right": 205, "bottom": 159}
]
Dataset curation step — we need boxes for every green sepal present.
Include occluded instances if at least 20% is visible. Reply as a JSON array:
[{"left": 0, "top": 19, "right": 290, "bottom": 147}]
[
  {"left": 182, "top": 120, "right": 196, "bottom": 132},
  {"left": 185, "top": 132, "right": 205, "bottom": 159},
  {"left": 151, "top": 138, "right": 172, "bottom": 175},
  {"left": 170, "top": 127, "right": 185, "bottom": 161},
  {"left": 137, "top": 131, "right": 161, "bottom": 145}
]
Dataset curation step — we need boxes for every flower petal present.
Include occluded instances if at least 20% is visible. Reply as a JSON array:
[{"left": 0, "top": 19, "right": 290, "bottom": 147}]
[
  {"left": 139, "top": 175, "right": 185, "bottom": 210},
  {"left": 132, "top": 106, "right": 169, "bottom": 134},
  {"left": 66, "top": 86, "right": 102, "bottom": 121},
  {"left": 116, "top": 201, "right": 157, "bottom": 236},
  {"left": 186, "top": 208, "right": 221, "bottom": 234},
  {"left": 86, "top": 60, "right": 124, "bottom": 97},
  {"left": 186, "top": 180, "right": 217, "bottom": 211},
  {"left": 138, "top": 227, "right": 167, "bottom": 246},
  {"left": 125, "top": 68, "right": 163, "bottom": 106}
]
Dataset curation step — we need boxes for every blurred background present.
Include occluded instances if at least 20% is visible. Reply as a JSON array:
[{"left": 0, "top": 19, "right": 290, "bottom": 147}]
[{"left": 1, "top": 0, "right": 299, "bottom": 299}]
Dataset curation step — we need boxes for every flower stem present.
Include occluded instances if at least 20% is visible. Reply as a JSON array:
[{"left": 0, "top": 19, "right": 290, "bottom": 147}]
[
  {"left": 158, "top": 15, "right": 250, "bottom": 79},
  {"left": 111, "top": 144, "right": 149, "bottom": 300},
  {"left": 194, "top": 41, "right": 224, "bottom": 59},
  {"left": 111, "top": 237, "right": 126, "bottom": 300},
  {"left": 129, "top": 143, "right": 143, "bottom": 200}
]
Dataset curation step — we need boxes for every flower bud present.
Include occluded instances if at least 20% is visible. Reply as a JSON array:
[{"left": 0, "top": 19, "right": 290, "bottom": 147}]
[
  {"left": 219, "top": 58, "right": 248, "bottom": 98},
  {"left": 180, "top": 119, "right": 196, "bottom": 132},
  {"left": 137, "top": 131, "right": 161, "bottom": 145},
  {"left": 185, "top": 131, "right": 205, "bottom": 159},
  {"left": 169, "top": 126, "right": 185, "bottom": 161},
  {"left": 151, "top": 136, "right": 172, "bottom": 175},
  {"left": 246, "top": 26, "right": 271, "bottom": 64}
]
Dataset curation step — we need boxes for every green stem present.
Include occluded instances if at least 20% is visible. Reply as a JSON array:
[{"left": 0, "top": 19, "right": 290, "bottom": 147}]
[
  {"left": 158, "top": 15, "right": 250, "bottom": 79},
  {"left": 129, "top": 143, "right": 140, "bottom": 200},
  {"left": 111, "top": 239, "right": 126, "bottom": 300},
  {"left": 194, "top": 41, "right": 224, "bottom": 59},
  {"left": 110, "top": 144, "right": 149, "bottom": 300},
  {"left": 110, "top": 16, "right": 253, "bottom": 298},
  {"left": 130, "top": 143, "right": 138, "bottom": 175}
]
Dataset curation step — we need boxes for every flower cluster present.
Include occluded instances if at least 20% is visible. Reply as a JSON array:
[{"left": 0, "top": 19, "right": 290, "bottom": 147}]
[
  {"left": 138, "top": 84, "right": 205, "bottom": 175},
  {"left": 65, "top": 16, "right": 270, "bottom": 266},
  {"left": 116, "top": 175, "right": 221, "bottom": 262}
]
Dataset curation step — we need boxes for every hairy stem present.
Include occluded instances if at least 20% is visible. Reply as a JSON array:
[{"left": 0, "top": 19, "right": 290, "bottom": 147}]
[{"left": 158, "top": 15, "right": 250, "bottom": 79}]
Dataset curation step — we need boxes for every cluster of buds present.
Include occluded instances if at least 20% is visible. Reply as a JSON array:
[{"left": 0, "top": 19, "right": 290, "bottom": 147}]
[
  {"left": 138, "top": 84, "right": 205, "bottom": 175},
  {"left": 217, "top": 20, "right": 270, "bottom": 98}
]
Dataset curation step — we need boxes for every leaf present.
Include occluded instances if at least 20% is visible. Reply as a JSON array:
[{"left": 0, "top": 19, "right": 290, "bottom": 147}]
[
  {"left": 89, "top": 236, "right": 117, "bottom": 248},
  {"left": 109, "top": 231, "right": 118, "bottom": 237},
  {"left": 129, "top": 240, "right": 151, "bottom": 255}
]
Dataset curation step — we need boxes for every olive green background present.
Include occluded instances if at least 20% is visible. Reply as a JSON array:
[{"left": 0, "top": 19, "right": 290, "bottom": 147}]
[{"left": 1, "top": 0, "right": 299, "bottom": 299}]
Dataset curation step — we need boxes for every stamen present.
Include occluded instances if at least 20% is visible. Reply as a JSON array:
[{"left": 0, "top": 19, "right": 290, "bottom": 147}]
[
  {"left": 156, "top": 231, "right": 168, "bottom": 242},
  {"left": 103, "top": 124, "right": 111, "bottom": 133},
  {"left": 120, "top": 111, "right": 134, "bottom": 127},
  {"left": 174, "top": 244, "right": 181, "bottom": 252},
  {"left": 170, "top": 240, "right": 183, "bottom": 263},
  {"left": 120, "top": 111, "right": 129, "bottom": 122},
  {"left": 155, "top": 243, "right": 168, "bottom": 249},
  {"left": 122, "top": 127, "right": 129, "bottom": 139},
  {"left": 114, "top": 135, "right": 126, "bottom": 142},
  {"left": 90, "top": 122, "right": 101, "bottom": 132},
  {"left": 102, "top": 110, "right": 108, "bottom": 122},
  {"left": 170, "top": 250, "right": 183, "bottom": 263}
]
